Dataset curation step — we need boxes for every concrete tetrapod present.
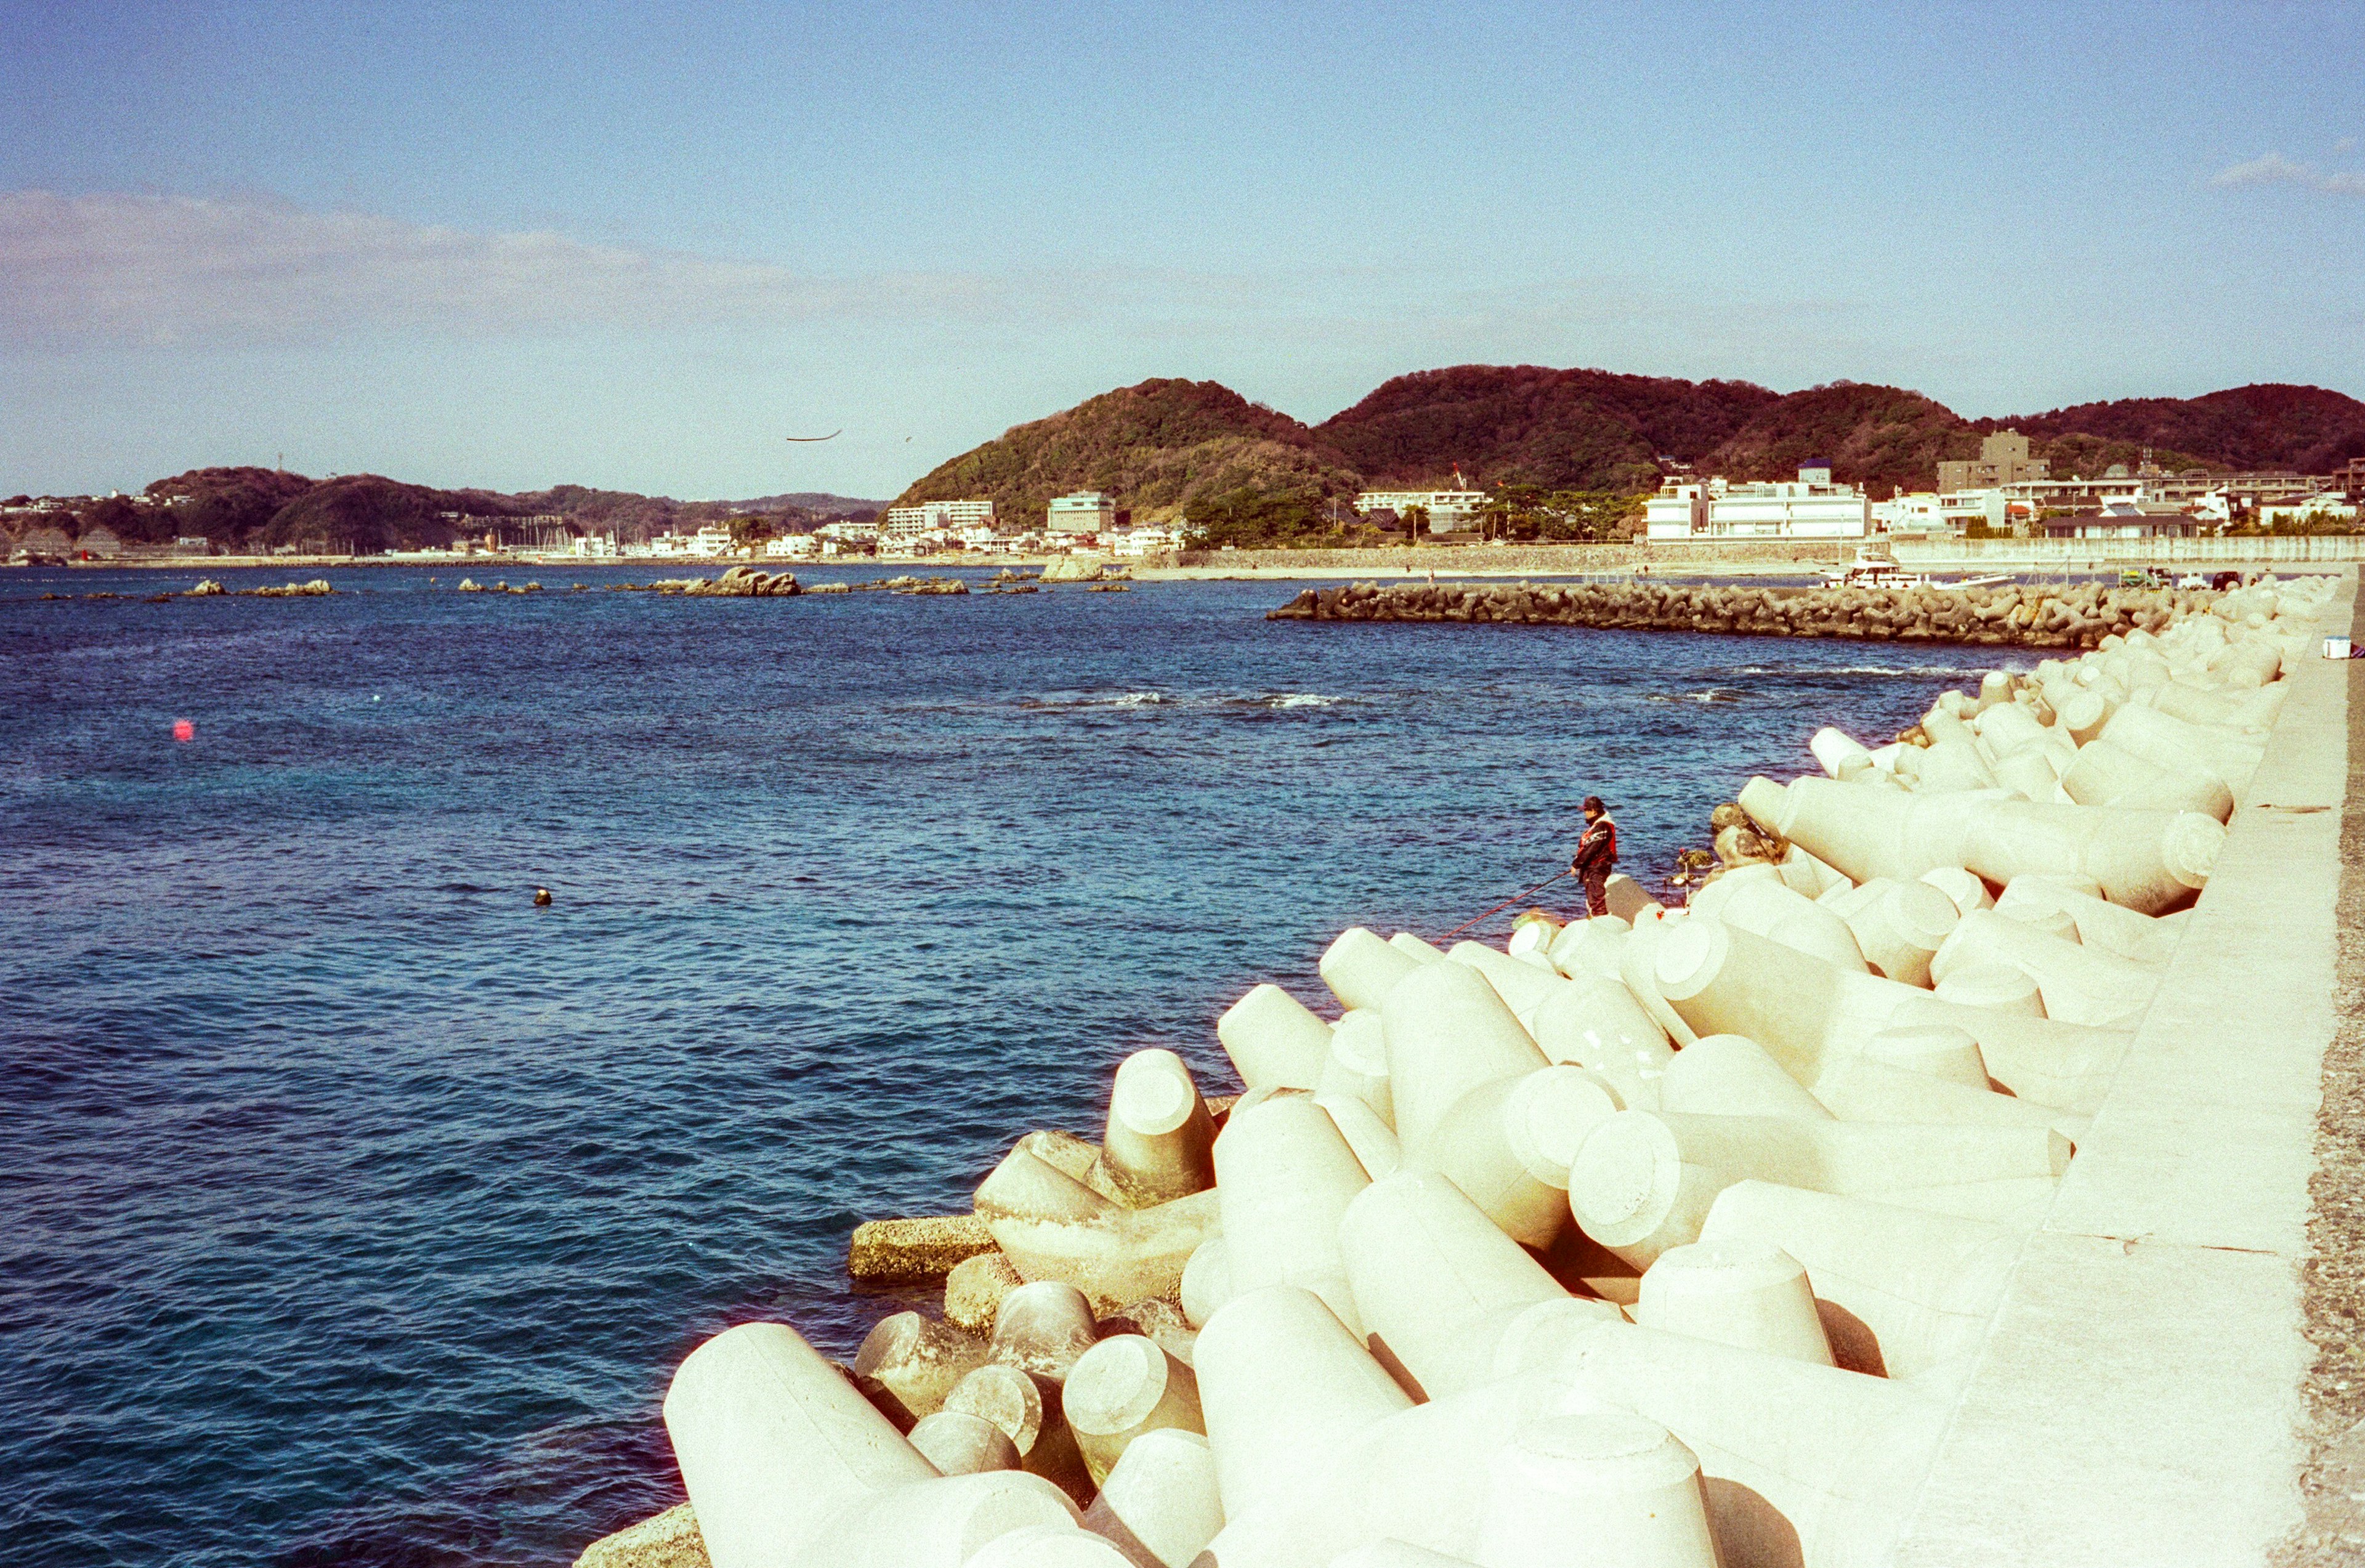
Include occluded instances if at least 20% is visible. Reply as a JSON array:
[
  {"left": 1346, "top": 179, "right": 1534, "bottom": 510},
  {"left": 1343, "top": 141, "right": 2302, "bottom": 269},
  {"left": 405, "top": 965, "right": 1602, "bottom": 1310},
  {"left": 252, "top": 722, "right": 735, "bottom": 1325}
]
[
  {"left": 794, "top": 1470, "right": 1088, "bottom": 1568},
  {"left": 1833, "top": 878, "right": 1960, "bottom": 988},
  {"left": 1216, "top": 984, "right": 1332, "bottom": 1092},
  {"left": 1962, "top": 799, "right": 2223, "bottom": 916},
  {"left": 660, "top": 1320, "right": 966, "bottom": 1568},
  {"left": 1062, "top": 1333, "right": 1203, "bottom": 1485},
  {"left": 1928, "top": 961, "right": 2047, "bottom": 1020},
  {"left": 1331, "top": 1544, "right": 1482, "bottom": 1567},
  {"left": 1545, "top": 916, "right": 1631, "bottom": 984},
  {"left": 1475, "top": 1413, "right": 1722, "bottom": 1568},
  {"left": 1633, "top": 1239, "right": 1834, "bottom": 1366},
  {"left": 961, "top": 1522, "right": 1134, "bottom": 1567},
  {"left": 1380, "top": 958, "right": 1550, "bottom": 1157},
  {"left": 2060, "top": 736, "right": 2234, "bottom": 822},
  {"left": 1527, "top": 974, "right": 1670, "bottom": 1110},
  {"left": 944, "top": 1361, "right": 1093, "bottom": 1503},
  {"left": 854, "top": 1311, "right": 993, "bottom": 1423},
  {"left": 1658, "top": 1033, "right": 1832, "bottom": 1121},
  {"left": 1403, "top": 1065, "right": 1621, "bottom": 1248},
  {"left": 1493, "top": 1315, "right": 1951, "bottom": 1568},
  {"left": 1565, "top": 1107, "right": 2068, "bottom": 1270},
  {"left": 1338, "top": 1170, "right": 1604, "bottom": 1402},
  {"left": 1080, "top": 1428, "right": 1224, "bottom": 1568},
  {"left": 1317, "top": 1091, "right": 1404, "bottom": 1180},
  {"left": 1697, "top": 1180, "right": 2018, "bottom": 1383},
  {"left": 1856, "top": 1021, "right": 1990, "bottom": 1089},
  {"left": 1651, "top": 914, "right": 2124, "bottom": 1113},
  {"left": 1322, "top": 926, "right": 1423, "bottom": 1012},
  {"left": 974, "top": 1142, "right": 1221, "bottom": 1314},
  {"left": 1097, "top": 1049, "right": 1216, "bottom": 1208},
  {"left": 1688, "top": 870, "right": 1869, "bottom": 972},
  {"left": 1197, "top": 1349, "right": 1606, "bottom": 1565},
  {"left": 1618, "top": 915, "right": 1700, "bottom": 1048},
  {"left": 1813, "top": 1048, "right": 2085, "bottom": 1139},
  {"left": 1447, "top": 939, "right": 1572, "bottom": 1033},
  {"left": 1928, "top": 907, "right": 2162, "bottom": 1029},
  {"left": 1993, "top": 877, "right": 2186, "bottom": 966},
  {"left": 1319, "top": 1009, "right": 1395, "bottom": 1128},
  {"left": 1916, "top": 867, "right": 1993, "bottom": 919},
  {"left": 1192, "top": 1285, "right": 1415, "bottom": 1523},
  {"left": 991, "top": 1280, "right": 1102, "bottom": 1384},
  {"left": 1389, "top": 931, "right": 1449, "bottom": 964},
  {"left": 908, "top": 1410, "right": 1022, "bottom": 1475},
  {"left": 1178, "top": 1239, "right": 1233, "bottom": 1329},
  {"left": 1212, "top": 1093, "right": 1372, "bottom": 1334}
]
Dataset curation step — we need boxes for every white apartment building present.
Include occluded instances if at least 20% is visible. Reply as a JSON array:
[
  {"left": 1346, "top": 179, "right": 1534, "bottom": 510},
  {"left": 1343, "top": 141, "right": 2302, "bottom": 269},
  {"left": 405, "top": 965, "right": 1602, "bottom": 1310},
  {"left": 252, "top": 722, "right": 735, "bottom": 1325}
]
[
  {"left": 817, "top": 520, "right": 880, "bottom": 543},
  {"left": 642, "top": 523, "right": 738, "bottom": 558},
  {"left": 1355, "top": 487, "right": 1491, "bottom": 534},
  {"left": 765, "top": 533, "right": 820, "bottom": 559},
  {"left": 1048, "top": 491, "right": 1116, "bottom": 534},
  {"left": 1872, "top": 490, "right": 2010, "bottom": 536},
  {"left": 884, "top": 498, "right": 996, "bottom": 536},
  {"left": 1645, "top": 464, "right": 1869, "bottom": 541},
  {"left": 568, "top": 532, "right": 619, "bottom": 558},
  {"left": 1110, "top": 525, "right": 1189, "bottom": 557}
]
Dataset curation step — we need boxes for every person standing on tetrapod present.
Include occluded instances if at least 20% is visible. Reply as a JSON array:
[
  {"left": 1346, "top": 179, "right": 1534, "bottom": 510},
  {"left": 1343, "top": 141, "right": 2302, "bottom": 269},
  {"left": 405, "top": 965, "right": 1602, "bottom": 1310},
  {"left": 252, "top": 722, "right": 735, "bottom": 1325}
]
[{"left": 1571, "top": 795, "right": 1618, "bottom": 918}]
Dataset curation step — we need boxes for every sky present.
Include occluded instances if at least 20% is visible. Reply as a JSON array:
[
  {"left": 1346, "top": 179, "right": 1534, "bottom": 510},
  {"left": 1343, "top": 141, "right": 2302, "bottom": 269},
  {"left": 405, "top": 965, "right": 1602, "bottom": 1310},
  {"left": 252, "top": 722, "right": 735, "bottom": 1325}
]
[{"left": 2, "top": 0, "right": 2361, "bottom": 501}]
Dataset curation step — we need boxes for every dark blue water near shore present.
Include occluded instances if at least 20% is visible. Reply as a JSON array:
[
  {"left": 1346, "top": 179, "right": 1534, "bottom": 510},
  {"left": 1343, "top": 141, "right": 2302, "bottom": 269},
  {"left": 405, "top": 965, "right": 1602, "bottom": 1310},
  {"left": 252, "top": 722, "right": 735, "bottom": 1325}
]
[{"left": 0, "top": 565, "right": 2001, "bottom": 1567}]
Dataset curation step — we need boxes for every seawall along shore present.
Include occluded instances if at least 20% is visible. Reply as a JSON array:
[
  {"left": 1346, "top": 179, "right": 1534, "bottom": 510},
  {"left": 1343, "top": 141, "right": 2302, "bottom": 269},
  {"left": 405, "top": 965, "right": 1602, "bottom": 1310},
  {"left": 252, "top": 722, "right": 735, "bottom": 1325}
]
[{"left": 1267, "top": 577, "right": 2213, "bottom": 649}]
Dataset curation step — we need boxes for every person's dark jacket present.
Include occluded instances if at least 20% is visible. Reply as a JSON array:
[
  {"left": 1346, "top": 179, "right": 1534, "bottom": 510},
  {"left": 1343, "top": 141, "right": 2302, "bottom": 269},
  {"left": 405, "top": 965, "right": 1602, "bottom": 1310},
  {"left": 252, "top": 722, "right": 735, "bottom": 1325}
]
[{"left": 1574, "top": 815, "right": 1618, "bottom": 878}]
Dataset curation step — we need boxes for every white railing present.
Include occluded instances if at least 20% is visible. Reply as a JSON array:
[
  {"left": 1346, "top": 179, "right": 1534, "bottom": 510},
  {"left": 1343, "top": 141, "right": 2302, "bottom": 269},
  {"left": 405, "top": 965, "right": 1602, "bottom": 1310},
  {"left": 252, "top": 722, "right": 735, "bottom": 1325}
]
[{"left": 1893, "top": 536, "right": 2365, "bottom": 567}]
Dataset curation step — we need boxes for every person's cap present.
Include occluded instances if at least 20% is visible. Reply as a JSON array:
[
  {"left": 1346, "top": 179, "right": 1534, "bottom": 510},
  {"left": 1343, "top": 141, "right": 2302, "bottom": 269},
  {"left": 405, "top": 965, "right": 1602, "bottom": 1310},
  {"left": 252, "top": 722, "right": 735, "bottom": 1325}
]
[{"left": 1582, "top": 795, "right": 1606, "bottom": 814}]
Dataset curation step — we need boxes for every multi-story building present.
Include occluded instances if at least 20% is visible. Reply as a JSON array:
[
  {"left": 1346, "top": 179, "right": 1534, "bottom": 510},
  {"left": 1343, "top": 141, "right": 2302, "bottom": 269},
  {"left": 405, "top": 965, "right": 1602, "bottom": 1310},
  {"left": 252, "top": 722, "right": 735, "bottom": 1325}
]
[
  {"left": 884, "top": 498, "right": 996, "bottom": 535},
  {"left": 1876, "top": 490, "right": 2015, "bottom": 536},
  {"left": 1938, "top": 430, "right": 2050, "bottom": 493},
  {"left": 1354, "top": 487, "right": 1490, "bottom": 533},
  {"left": 1047, "top": 492, "right": 1116, "bottom": 534},
  {"left": 1645, "top": 464, "right": 1869, "bottom": 541}
]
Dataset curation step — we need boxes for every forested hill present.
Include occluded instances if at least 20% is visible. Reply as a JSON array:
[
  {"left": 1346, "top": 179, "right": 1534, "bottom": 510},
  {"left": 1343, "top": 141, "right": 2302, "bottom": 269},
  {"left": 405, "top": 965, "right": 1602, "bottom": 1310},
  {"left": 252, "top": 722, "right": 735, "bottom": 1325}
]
[
  {"left": 891, "top": 379, "right": 1360, "bottom": 532},
  {"left": 37, "top": 469, "right": 889, "bottom": 552},
  {"left": 1314, "top": 366, "right": 1782, "bottom": 494},
  {"left": 2009, "top": 384, "right": 2365, "bottom": 475},
  {"left": 892, "top": 371, "right": 2365, "bottom": 535}
]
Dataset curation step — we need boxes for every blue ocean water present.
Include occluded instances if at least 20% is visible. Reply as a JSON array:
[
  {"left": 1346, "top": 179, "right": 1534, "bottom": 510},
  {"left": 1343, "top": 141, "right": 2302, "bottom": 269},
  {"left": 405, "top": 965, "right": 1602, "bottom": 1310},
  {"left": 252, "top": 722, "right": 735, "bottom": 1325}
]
[{"left": 0, "top": 564, "right": 1999, "bottom": 1567}]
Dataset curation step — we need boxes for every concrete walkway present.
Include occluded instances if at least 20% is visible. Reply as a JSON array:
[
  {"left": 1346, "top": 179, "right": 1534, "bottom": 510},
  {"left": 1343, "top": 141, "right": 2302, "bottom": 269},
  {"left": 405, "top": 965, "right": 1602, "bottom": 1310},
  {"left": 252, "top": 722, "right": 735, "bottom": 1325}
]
[{"left": 1898, "top": 572, "right": 2353, "bottom": 1567}]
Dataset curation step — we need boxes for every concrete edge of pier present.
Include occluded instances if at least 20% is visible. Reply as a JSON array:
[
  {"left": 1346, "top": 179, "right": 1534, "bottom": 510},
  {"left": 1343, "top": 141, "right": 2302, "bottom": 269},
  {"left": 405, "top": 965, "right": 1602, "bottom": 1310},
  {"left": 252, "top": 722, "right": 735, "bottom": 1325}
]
[{"left": 1895, "top": 569, "right": 2355, "bottom": 1567}]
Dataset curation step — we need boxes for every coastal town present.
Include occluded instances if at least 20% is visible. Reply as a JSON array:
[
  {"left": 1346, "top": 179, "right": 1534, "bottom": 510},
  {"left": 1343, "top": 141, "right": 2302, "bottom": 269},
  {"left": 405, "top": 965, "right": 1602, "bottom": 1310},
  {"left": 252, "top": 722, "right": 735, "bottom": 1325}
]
[{"left": 10, "top": 438, "right": 2365, "bottom": 569}]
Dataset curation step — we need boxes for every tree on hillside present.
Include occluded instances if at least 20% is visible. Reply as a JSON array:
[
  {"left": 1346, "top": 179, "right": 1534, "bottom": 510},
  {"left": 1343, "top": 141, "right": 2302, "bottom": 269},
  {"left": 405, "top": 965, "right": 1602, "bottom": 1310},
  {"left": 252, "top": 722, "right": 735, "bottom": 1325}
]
[{"left": 75, "top": 495, "right": 151, "bottom": 543}]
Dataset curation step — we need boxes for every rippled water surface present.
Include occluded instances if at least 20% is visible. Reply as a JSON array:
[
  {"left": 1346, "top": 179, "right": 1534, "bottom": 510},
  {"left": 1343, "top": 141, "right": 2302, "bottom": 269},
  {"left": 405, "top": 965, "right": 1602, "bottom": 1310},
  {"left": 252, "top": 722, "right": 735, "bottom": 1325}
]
[{"left": 0, "top": 565, "right": 2002, "bottom": 1567}]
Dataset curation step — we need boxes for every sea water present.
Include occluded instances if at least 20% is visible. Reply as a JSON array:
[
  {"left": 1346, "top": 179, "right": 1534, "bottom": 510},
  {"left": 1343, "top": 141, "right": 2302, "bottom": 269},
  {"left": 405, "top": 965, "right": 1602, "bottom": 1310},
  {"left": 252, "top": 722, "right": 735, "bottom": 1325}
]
[{"left": 0, "top": 565, "right": 1995, "bottom": 1566}]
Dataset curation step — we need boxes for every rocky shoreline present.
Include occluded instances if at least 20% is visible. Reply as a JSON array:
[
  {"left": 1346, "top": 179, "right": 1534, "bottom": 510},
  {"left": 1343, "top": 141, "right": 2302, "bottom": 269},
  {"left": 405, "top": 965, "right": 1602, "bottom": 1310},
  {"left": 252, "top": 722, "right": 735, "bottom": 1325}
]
[
  {"left": 1266, "top": 577, "right": 2206, "bottom": 649},
  {"left": 576, "top": 573, "right": 2342, "bottom": 1568}
]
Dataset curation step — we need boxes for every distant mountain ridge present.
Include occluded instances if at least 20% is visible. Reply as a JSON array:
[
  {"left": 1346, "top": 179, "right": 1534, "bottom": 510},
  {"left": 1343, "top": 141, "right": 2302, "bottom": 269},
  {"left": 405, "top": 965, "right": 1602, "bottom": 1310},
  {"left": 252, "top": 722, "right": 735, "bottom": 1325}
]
[
  {"left": 23, "top": 471, "right": 890, "bottom": 552},
  {"left": 891, "top": 371, "right": 2365, "bottom": 533}
]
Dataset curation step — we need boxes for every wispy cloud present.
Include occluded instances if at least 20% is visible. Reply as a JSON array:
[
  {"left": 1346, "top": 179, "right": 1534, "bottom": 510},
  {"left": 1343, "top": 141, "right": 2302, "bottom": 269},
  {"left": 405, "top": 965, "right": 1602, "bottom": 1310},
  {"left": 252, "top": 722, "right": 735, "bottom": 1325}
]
[
  {"left": 2207, "top": 152, "right": 2365, "bottom": 196},
  {"left": 0, "top": 190, "right": 1001, "bottom": 348}
]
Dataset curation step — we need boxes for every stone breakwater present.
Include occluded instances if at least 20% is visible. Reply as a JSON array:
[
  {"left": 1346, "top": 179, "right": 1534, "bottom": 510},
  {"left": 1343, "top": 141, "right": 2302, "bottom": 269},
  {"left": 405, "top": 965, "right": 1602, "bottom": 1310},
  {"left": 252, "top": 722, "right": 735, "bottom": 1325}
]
[
  {"left": 1267, "top": 577, "right": 2209, "bottom": 649},
  {"left": 584, "top": 576, "right": 2340, "bottom": 1568}
]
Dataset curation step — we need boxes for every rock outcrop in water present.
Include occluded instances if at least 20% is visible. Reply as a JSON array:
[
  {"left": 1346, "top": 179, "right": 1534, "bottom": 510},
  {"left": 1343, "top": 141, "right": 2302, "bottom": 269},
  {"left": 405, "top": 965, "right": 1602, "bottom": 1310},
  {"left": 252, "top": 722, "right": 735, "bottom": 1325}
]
[{"left": 1268, "top": 578, "right": 2210, "bottom": 650}]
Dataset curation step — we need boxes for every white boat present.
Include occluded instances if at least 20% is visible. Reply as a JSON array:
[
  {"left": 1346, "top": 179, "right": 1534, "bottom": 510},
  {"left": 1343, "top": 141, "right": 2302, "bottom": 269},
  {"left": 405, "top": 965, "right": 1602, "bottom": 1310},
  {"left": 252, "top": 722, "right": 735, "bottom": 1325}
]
[{"left": 1821, "top": 548, "right": 2012, "bottom": 592}]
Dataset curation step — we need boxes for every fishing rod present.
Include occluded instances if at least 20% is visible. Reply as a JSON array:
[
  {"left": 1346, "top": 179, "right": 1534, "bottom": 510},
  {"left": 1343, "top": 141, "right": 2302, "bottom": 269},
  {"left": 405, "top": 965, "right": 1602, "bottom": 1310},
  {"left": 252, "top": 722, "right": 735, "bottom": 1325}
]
[{"left": 1436, "top": 868, "right": 1573, "bottom": 944}]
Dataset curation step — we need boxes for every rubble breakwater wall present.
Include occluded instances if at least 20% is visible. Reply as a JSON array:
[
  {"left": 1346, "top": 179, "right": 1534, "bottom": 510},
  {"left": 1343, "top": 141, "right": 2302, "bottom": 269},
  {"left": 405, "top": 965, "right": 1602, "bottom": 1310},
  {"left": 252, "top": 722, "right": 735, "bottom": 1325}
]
[{"left": 1267, "top": 578, "right": 2212, "bottom": 649}]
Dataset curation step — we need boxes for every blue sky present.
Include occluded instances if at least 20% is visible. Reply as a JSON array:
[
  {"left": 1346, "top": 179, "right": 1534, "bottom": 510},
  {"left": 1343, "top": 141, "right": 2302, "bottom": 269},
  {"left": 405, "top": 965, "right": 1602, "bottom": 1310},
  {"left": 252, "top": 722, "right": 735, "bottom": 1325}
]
[{"left": 3, "top": 0, "right": 2360, "bottom": 499}]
